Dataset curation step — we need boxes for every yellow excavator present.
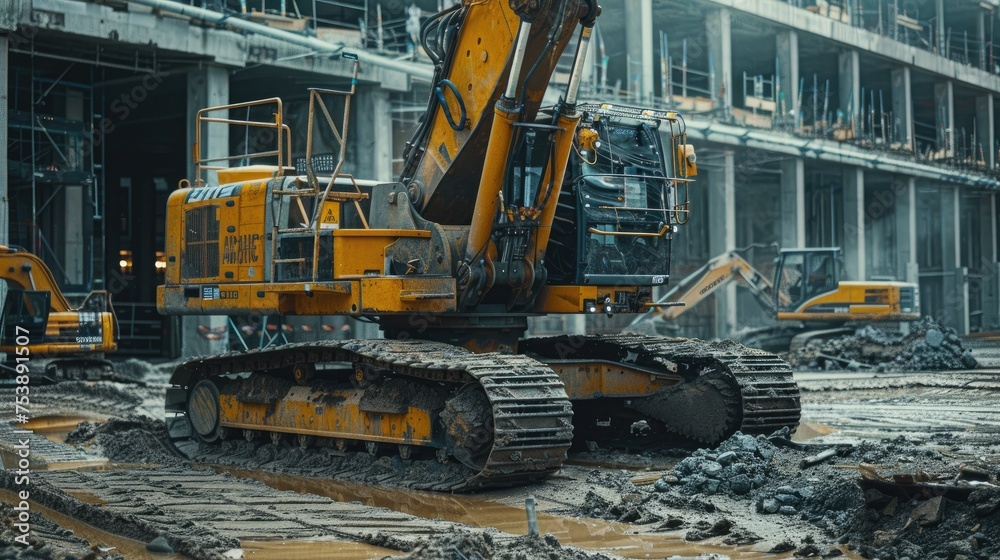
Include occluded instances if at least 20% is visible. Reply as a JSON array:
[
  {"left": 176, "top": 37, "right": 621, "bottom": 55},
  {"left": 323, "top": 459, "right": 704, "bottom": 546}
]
[
  {"left": 157, "top": 0, "right": 801, "bottom": 490},
  {"left": 631, "top": 247, "right": 920, "bottom": 349},
  {"left": 1, "top": 246, "right": 118, "bottom": 381}
]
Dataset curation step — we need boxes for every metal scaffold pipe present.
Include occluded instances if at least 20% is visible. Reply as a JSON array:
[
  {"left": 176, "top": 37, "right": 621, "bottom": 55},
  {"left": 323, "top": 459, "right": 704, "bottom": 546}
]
[{"left": 127, "top": 0, "right": 435, "bottom": 80}]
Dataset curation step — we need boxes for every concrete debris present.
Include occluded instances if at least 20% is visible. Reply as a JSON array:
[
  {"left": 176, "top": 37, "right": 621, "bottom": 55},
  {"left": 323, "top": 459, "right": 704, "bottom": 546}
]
[
  {"left": 684, "top": 518, "right": 732, "bottom": 541},
  {"left": 391, "top": 531, "right": 614, "bottom": 560},
  {"left": 574, "top": 426, "right": 1000, "bottom": 560},
  {"left": 578, "top": 490, "right": 660, "bottom": 524},
  {"left": 909, "top": 496, "right": 945, "bottom": 527},
  {"left": 790, "top": 317, "right": 978, "bottom": 371},
  {"left": 800, "top": 448, "right": 839, "bottom": 469},
  {"left": 145, "top": 535, "right": 175, "bottom": 553},
  {"left": 656, "top": 430, "right": 782, "bottom": 497}
]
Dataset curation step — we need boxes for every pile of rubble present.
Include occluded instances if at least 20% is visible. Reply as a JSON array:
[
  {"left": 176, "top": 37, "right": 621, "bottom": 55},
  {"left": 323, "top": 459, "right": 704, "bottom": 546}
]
[
  {"left": 790, "top": 317, "right": 978, "bottom": 371},
  {"left": 657, "top": 432, "right": 777, "bottom": 497},
  {"left": 631, "top": 429, "right": 1000, "bottom": 559}
]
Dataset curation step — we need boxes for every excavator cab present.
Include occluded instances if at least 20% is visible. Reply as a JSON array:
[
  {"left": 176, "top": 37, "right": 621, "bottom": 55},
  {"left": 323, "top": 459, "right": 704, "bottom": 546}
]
[
  {"left": 773, "top": 247, "right": 919, "bottom": 321},
  {"left": 773, "top": 249, "right": 840, "bottom": 312},
  {"left": 1, "top": 288, "right": 51, "bottom": 344},
  {"left": 546, "top": 105, "right": 692, "bottom": 287}
]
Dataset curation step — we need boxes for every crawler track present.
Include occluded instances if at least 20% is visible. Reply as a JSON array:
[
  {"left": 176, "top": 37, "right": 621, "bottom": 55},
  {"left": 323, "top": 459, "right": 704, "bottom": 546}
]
[
  {"left": 523, "top": 334, "right": 802, "bottom": 445},
  {"left": 165, "top": 339, "right": 574, "bottom": 491}
]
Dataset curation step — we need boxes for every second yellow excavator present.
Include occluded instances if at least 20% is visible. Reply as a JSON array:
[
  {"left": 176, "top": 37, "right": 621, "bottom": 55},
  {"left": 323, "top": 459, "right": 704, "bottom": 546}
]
[
  {"left": 631, "top": 246, "right": 920, "bottom": 350},
  {"left": 1, "top": 246, "right": 118, "bottom": 381}
]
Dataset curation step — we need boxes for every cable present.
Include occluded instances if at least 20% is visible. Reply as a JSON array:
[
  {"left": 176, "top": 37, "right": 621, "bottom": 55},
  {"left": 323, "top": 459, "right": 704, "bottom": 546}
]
[{"left": 435, "top": 79, "right": 467, "bottom": 131}]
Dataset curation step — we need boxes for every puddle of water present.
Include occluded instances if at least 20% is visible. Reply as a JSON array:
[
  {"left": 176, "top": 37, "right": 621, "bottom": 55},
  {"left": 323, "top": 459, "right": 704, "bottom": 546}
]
[
  {"left": 22, "top": 414, "right": 106, "bottom": 444},
  {"left": 0, "top": 489, "right": 181, "bottom": 560},
  {"left": 66, "top": 490, "right": 108, "bottom": 506},
  {"left": 219, "top": 467, "right": 846, "bottom": 560},
  {"left": 0, "top": 448, "right": 108, "bottom": 471},
  {"left": 792, "top": 422, "right": 839, "bottom": 442},
  {"left": 241, "top": 540, "right": 401, "bottom": 559}
]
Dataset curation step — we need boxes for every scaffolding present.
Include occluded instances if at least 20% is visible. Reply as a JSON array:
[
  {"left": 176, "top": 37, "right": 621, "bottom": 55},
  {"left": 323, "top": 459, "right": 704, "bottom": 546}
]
[{"left": 7, "top": 65, "right": 104, "bottom": 296}]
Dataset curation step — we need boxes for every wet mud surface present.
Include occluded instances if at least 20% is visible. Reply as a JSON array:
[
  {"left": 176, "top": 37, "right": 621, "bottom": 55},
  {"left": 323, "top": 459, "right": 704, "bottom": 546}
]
[{"left": 0, "top": 357, "right": 998, "bottom": 559}]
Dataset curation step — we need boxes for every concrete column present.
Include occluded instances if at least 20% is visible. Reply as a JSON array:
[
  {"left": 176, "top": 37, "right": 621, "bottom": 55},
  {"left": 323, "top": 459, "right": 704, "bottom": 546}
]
[
  {"left": 894, "top": 177, "right": 919, "bottom": 283},
  {"left": 709, "top": 153, "right": 737, "bottom": 337},
  {"left": 0, "top": 35, "right": 8, "bottom": 355},
  {"left": 705, "top": 8, "right": 733, "bottom": 112},
  {"left": 351, "top": 86, "right": 391, "bottom": 340},
  {"left": 935, "top": 0, "right": 946, "bottom": 54},
  {"left": 979, "top": 9, "right": 988, "bottom": 71},
  {"left": 352, "top": 86, "right": 393, "bottom": 182},
  {"left": 624, "top": 0, "right": 654, "bottom": 102},
  {"left": 842, "top": 167, "right": 865, "bottom": 281},
  {"left": 186, "top": 66, "right": 229, "bottom": 185},
  {"left": 64, "top": 186, "right": 85, "bottom": 286},
  {"left": 183, "top": 66, "right": 230, "bottom": 357},
  {"left": 976, "top": 94, "right": 995, "bottom": 168},
  {"left": 838, "top": 50, "right": 860, "bottom": 128},
  {"left": 776, "top": 30, "right": 799, "bottom": 125},
  {"left": 780, "top": 158, "right": 805, "bottom": 249},
  {"left": 934, "top": 81, "right": 955, "bottom": 155},
  {"left": 941, "top": 185, "right": 969, "bottom": 334},
  {"left": 891, "top": 67, "right": 913, "bottom": 148},
  {"left": 978, "top": 193, "right": 999, "bottom": 329}
]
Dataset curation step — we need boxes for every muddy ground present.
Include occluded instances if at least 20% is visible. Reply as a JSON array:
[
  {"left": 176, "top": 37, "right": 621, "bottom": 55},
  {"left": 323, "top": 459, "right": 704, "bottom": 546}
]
[{"left": 0, "top": 342, "right": 998, "bottom": 560}]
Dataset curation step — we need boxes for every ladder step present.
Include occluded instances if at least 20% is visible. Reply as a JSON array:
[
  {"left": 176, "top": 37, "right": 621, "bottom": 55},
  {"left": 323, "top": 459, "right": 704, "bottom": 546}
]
[
  {"left": 273, "top": 189, "right": 319, "bottom": 195},
  {"left": 273, "top": 258, "right": 307, "bottom": 264},
  {"left": 277, "top": 228, "right": 318, "bottom": 235}
]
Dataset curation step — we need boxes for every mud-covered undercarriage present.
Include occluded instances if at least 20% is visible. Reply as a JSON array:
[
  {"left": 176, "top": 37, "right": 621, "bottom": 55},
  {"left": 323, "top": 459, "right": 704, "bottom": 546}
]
[{"left": 164, "top": 334, "right": 800, "bottom": 491}]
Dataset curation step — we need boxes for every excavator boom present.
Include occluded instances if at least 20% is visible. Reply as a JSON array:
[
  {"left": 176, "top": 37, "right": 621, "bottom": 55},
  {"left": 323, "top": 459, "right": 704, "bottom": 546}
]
[
  {"left": 400, "top": 0, "right": 598, "bottom": 225},
  {"left": 635, "top": 251, "right": 777, "bottom": 323}
]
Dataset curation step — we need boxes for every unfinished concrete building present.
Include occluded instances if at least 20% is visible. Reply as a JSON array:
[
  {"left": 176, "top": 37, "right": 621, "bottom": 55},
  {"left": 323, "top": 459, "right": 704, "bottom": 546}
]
[
  {"left": 585, "top": 0, "right": 1000, "bottom": 338},
  {"left": 2, "top": 0, "right": 998, "bottom": 356}
]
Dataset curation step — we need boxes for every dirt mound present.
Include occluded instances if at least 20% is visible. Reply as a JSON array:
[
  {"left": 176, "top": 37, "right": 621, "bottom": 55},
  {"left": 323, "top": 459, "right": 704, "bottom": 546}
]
[
  {"left": 790, "top": 317, "right": 978, "bottom": 371},
  {"left": 67, "top": 416, "right": 186, "bottom": 466},
  {"left": 110, "top": 358, "right": 153, "bottom": 381},
  {"left": 52, "top": 382, "right": 143, "bottom": 408},
  {"left": 390, "top": 530, "right": 614, "bottom": 560}
]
